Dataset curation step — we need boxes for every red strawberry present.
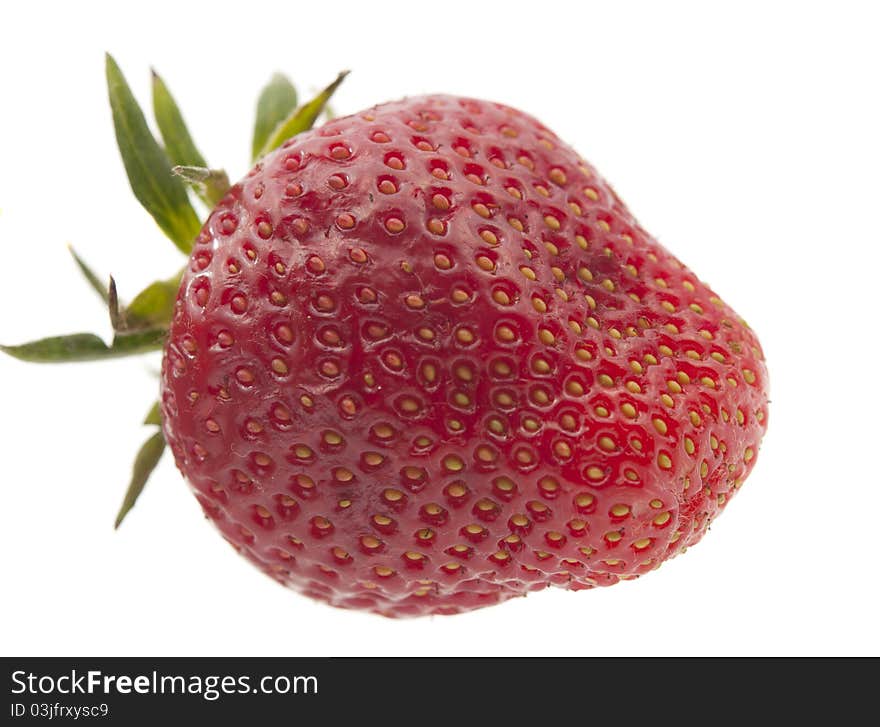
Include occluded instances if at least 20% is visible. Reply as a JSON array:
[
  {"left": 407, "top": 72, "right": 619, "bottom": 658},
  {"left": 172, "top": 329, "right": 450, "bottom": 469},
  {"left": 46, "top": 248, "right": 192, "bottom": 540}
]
[
  {"left": 161, "top": 95, "right": 768, "bottom": 616},
  {"left": 1, "top": 60, "right": 768, "bottom": 618}
]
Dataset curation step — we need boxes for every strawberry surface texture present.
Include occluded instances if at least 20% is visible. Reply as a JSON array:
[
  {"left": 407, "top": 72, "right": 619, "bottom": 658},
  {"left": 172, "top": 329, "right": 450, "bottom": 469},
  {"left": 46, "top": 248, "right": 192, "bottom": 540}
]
[{"left": 161, "top": 95, "right": 769, "bottom": 616}]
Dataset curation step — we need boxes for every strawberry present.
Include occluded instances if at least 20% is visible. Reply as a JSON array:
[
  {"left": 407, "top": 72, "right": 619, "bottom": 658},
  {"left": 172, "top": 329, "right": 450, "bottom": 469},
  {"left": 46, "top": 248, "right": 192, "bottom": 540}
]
[{"left": 2, "top": 59, "right": 768, "bottom": 617}]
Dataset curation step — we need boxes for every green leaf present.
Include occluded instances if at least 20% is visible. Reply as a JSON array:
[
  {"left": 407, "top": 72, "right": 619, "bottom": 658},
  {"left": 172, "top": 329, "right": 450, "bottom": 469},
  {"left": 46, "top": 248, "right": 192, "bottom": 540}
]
[
  {"left": 68, "top": 245, "right": 109, "bottom": 303},
  {"left": 151, "top": 69, "right": 207, "bottom": 169},
  {"left": 252, "top": 73, "right": 298, "bottom": 162},
  {"left": 258, "top": 70, "right": 349, "bottom": 159},
  {"left": 143, "top": 401, "right": 162, "bottom": 426},
  {"left": 172, "top": 165, "right": 230, "bottom": 208},
  {"left": 125, "top": 271, "right": 182, "bottom": 330},
  {"left": 105, "top": 53, "right": 201, "bottom": 254},
  {"left": 1, "top": 330, "right": 165, "bottom": 363},
  {"left": 115, "top": 431, "right": 166, "bottom": 529}
]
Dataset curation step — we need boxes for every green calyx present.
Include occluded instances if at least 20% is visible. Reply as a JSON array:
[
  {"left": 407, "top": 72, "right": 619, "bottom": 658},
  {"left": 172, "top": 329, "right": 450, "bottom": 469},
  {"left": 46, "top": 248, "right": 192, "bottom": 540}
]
[
  {"left": 115, "top": 430, "right": 166, "bottom": 529},
  {"left": 1, "top": 55, "right": 347, "bottom": 527},
  {"left": 252, "top": 73, "right": 299, "bottom": 161},
  {"left": 106, "top": 55, "right": 202, "bottom": 253},
  {"left": 172, "top": 166, "right": 231, "bottom": 208},
  {"left": 256, "top": 71, "right": 349, "bottom": 159},
  {"left": 0, "top": 330, "right": 165, "bottom": 363}
]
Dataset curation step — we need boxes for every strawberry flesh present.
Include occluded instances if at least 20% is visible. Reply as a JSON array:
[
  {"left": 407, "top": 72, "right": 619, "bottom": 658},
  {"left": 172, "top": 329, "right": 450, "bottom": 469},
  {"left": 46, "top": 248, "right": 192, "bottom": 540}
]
[{"left": 161, "top": 96, "right": 768, "bottom": 616}]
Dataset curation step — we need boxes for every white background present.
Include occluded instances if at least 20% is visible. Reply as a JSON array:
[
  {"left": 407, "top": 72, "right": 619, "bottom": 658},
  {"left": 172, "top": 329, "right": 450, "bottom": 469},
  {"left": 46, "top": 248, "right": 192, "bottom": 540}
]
[{"left": 1, "top": 1, "right": 878, "bottom": 656}]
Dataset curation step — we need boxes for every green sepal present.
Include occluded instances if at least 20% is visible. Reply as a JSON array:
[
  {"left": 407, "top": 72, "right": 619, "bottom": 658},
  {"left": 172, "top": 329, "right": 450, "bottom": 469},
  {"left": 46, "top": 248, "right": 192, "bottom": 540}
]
[
  {"left": 106, "top": 53, "right": 201, "bottom": 254},
  {"left": 143, "top": 401, "right": 162, "bottom": 426},
  {"left": 257, "top": 70, "right": 349, "bottom": 159},
  {"left": 108, "top": 276, "right": 123, "bottom": 331},
  {"left": 252, "top": 73, "right": 298, "bottom": 162},
  {"left": 0, "top": 330, "right": 165, "bottom": 363},
  {"left": 126, "top": 271, "right": 182, "bottom": 330},
  {"left": 107, "top": 270, "right": 182, "bottom": 333},
  {"left": 151, "top": 69, "right": 207, "bottom": 169},
  {"left": 114, "top": 431, "right": 166, "bottom": 529},
  {"left": 172, "top": 165, "right": 230, "bottom": 208},
  {"left": 68, "top": 245, "right": 109, "bottom": 303}
]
